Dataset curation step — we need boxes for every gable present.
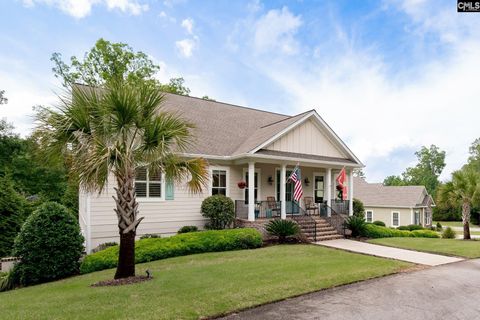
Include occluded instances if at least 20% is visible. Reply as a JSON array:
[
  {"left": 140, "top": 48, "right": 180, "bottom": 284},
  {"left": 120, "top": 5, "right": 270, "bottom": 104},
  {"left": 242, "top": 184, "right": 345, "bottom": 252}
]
[{"left": 264, "top": 119, "right": 348, "bottom": 159}]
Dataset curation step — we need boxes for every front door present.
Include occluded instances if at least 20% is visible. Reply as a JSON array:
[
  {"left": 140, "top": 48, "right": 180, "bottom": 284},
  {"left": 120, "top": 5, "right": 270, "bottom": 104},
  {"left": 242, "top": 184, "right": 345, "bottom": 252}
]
[{"left": 276, "top": 169, "right": 299, "bottom": 214}]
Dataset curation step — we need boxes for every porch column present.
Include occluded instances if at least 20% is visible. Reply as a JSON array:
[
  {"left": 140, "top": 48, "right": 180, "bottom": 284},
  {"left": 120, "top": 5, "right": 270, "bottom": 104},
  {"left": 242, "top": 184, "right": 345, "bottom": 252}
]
[
  {"left": 348, "top": 169, "right": 354, "bottom": 216},
  {"left": 326, "top": 168, "right": 332, "bottom": 217},
  {"left": 280, "top": 164, "right": 287, "bottom": 219},
  {"left": 248, "top": 162, "right": 255, "bottom": 221}
]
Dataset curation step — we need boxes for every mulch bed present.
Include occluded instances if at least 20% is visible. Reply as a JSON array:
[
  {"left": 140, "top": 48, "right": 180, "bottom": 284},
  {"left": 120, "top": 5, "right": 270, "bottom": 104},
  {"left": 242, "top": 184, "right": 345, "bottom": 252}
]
[{"left": 91, "top": 275, "right": 152, "bottom": 287}]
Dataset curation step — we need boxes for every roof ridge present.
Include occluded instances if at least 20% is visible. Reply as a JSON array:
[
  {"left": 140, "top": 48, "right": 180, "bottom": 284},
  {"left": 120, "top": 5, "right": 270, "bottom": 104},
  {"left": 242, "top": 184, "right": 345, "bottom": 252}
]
[
  {"left": 259, "top": 110, "right": 313, "bottom": 129},
  {"left": 72, "top": 82, "right": 291, "bottom": 117}
]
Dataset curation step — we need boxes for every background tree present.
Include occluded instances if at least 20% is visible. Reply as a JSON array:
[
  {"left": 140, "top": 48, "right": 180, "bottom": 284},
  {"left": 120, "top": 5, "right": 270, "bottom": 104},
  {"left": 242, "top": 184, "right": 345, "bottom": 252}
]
[
  {"left": 437, "top": 168, "right": 480, "bottom": 239},
  {"left": 51, "top": 38, "right": 193, "bottom": 97},
  {"left": 0, "top": 90, "right": 7, "bottom": 104},
  {"left": 383, "top": 145, "right": 446, "bottom": 196},
  {"left": 353, "top": 168, "right": 366, "bottom": 179},
  {"left": 37, "top": 81, "right": 208, "bottom": 279},
  {"left": 464, "top": 137, "right": 480, "bottom": 172}
]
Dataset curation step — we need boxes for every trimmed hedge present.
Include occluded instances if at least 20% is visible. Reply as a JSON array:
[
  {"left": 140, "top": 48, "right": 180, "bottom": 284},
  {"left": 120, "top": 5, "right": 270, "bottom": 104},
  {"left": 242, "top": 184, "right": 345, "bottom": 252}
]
[
  {"left": 398, "top": 224, "right": 425, "bottom": 231},
  {"left": 363, "top": 224, "right": 440, "bottom": 239},
  {"left": 80, "top": 228, "right": 262, "bottom": 274},
  {"left": 372, "top": 220, "right": 386, "bottom": 227}
]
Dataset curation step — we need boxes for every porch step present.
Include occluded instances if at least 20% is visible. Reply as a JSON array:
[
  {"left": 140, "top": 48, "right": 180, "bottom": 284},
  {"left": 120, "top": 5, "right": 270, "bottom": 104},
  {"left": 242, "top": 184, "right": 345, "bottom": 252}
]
[{"left": 293, "top": 216, "right": 343, "bottom": 242}]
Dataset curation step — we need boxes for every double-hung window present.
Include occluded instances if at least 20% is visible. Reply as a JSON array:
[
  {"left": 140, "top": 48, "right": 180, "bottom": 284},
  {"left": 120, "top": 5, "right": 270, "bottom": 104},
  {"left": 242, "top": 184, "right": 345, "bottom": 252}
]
[
  {"left": 135, "top": 167, "right": 162, "bottom": 198},
  {"left": 365, "top": 210, "right": 373, "bottom": 223},
  {"left": 392, "top": 211, "right": 400, "bottom": 227},
  {"left": 211, "top": 169, "right": 227, "bottom": 196}
]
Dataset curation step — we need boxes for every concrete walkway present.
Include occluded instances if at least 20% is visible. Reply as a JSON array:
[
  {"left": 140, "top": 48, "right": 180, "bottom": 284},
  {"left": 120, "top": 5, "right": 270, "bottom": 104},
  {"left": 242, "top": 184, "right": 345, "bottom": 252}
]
[
  {"left": 221, "top": 259, "right": 480, "bottom": 320},
  {"left": 315, "top": 239, "right": 463, "bottom": 266}
]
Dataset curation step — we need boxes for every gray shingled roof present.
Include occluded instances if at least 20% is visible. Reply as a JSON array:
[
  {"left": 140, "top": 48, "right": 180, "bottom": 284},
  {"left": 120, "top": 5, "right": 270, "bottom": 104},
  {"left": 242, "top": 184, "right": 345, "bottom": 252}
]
[
  {"left": 353, "top": 177, "right": 431, "bottom": 208},
  {"left": 160, "top": 93, "right": 307, "bottom": 156}
]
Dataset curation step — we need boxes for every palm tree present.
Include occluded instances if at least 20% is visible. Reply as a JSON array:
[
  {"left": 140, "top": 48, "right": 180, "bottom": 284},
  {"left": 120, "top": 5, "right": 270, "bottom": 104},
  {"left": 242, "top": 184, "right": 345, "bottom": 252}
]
[
  {"left": 438, "top": 168, "right": 480, "bottom": 240},
  {"left": 36, "top": 81, "right": 208, "bottom": 279}
]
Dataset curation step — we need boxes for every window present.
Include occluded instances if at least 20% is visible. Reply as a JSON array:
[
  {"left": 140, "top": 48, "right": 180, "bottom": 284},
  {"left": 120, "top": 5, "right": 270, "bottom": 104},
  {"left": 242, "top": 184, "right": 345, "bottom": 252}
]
[
  {"left": 365, "top": 210, "right": 373, "bottom": 223},
  {"left": 392, "top": 211, "right": 399, "bottom": 227},
  {"left": 414, "top": 210, "right": 420, "bottom": 225},
  {"left": 135, "top": 167, "right": 162, "bottom": 198},
  {"left": 314, "top": 175, "right": 325, "bottom": 203},
  {"left": 244, "top": 171, "right": 259, "bottom": 204},
  {"left": 211, "top": 169, "right": 227, "bottom": 196}
]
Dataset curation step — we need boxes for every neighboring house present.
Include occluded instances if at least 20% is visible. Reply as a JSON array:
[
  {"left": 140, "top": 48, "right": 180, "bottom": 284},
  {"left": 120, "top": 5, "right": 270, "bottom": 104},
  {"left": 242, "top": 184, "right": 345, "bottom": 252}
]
[
  {"left": 353, "top": 177, "right": 435, "bottom": 228},
  {"left": 79, "top": 93, "right": 363, "bottom": 252}
]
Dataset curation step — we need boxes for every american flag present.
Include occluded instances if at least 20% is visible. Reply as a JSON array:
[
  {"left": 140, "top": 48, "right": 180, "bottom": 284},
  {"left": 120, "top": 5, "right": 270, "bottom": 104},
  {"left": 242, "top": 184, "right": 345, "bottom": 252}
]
[{"left": 289, "top": 166, "right": 303, "bottom": 202}]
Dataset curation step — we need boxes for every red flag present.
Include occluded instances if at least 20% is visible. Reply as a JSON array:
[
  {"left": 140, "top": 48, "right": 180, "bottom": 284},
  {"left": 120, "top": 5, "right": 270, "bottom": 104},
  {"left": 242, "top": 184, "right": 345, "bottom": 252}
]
[{"left": 336, "top": 167, "right": 348, "bottom": 200}]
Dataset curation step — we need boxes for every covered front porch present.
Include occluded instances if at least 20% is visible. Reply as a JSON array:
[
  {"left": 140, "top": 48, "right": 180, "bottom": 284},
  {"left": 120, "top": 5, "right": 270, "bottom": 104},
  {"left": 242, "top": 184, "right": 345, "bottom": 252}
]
[{"left": 227, "top": 160, "right": 355, "bottom": 222}]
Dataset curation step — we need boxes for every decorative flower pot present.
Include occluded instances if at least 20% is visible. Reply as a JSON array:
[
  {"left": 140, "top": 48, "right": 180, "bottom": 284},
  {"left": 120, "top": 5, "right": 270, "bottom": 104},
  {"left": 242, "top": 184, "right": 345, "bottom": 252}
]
[{"left": 237, "top": 181, "right": 247, "bottom": 189}]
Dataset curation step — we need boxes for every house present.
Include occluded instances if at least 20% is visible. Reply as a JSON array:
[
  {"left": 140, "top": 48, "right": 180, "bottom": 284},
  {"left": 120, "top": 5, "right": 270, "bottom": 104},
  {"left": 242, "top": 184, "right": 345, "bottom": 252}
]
[
  {"left": 353, "top": 177, "right": 435, "bottom": 228},
  {"left": 79, "top": 93, "right": 363, "bottom": 252}
]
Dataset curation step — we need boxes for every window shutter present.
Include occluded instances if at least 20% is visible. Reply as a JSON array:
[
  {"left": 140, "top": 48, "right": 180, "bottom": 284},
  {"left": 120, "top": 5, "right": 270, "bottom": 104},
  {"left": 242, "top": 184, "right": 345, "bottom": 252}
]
[{"left": 165, "top": 178, "right": 174, "bottom": 200}]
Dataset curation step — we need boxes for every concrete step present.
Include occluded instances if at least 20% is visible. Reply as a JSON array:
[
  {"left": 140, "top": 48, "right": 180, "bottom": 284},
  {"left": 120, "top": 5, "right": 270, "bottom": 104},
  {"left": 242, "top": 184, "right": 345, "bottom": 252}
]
[{"left": 314, "top": 234, "right": 344, "bottom": 241}]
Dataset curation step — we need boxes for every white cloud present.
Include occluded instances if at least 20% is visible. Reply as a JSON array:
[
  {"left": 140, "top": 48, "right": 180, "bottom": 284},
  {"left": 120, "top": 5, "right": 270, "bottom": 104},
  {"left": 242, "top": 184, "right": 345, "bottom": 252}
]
[
  {"left": 22, "top": 0, "right": 148, "bottom": 18},
  {"left": 175, "top": 38, "right": 196, "bottom": 58},
  {"left": 236, "top": 2, "right": 480, "bottom": 182},
  {"left": 253, "top": 6, "right": 302, "bottom": 55},
  {"left": 181, "top": 18, "right": 194, "bottom": 35}
]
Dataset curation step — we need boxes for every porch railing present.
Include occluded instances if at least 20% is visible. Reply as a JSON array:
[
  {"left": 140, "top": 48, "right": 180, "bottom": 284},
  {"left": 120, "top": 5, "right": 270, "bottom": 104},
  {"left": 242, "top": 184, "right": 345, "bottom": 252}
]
[
  {"left": 330, "top": 200, "right": 349, "bottom": 215},
  {"left": 234, "top": 200, "right": 282, "bottom": 220}
]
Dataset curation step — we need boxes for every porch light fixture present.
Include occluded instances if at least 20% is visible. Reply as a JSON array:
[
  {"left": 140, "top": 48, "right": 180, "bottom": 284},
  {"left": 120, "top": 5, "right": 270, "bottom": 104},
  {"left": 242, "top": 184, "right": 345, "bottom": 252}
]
[
  {"left": 304, "top": 177, "right": 310, "bottom": 186},
  {"left": 267, "top": 176, "right": 273, "bottom": 185}
]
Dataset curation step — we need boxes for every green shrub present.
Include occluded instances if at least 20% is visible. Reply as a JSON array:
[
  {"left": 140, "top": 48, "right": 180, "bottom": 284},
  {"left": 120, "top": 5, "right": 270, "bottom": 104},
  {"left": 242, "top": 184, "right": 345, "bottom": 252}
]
[
  {"left": 362, "top": 224, "right": 439, "bottom": 239},
  {"left": 265, "top": 219, "right": 300, "bottom": 243},
  {"left": 0, "top": 176, "right": 28, "bottom": 258},
  {"left": 436, "top": 222, "right": 443, "bottom": 231},
  {"left": 352, "top": 198, "right": 365, "bottom": 218},
  {"left": 178, "top": 226, "right": 198, "bottom": 234},
  {"left": 345, "top": 215, "right": 367, "bottom": 237},
  {"left": 80, "top": 228, "right": 262, "bottom": 274},
  {"left": 398, "top": 224, "right": 425, "bottom": 231},
  {"left": 91, "top": 242, "right": 118, "bottom": 253},
  {"left": 411, "top": 230, "right": 440, "bottom": 238},
  {"left": 442, "top": 227, "right": 456, "bottom": 239},
  {"left": 0, "top": 270, "right": 16, "bottom": 292},
  {"left": 201, "top": 195, "right": 235, "bottom": 229},
  {"left": 12, "top": 202, "right": 84, "bottom": 286},
  {"left": 140, "top": 234, "right": 161, "bottom": 239},
  {"left": 372, "top": 220, "right": 386, "bottom": 227}
]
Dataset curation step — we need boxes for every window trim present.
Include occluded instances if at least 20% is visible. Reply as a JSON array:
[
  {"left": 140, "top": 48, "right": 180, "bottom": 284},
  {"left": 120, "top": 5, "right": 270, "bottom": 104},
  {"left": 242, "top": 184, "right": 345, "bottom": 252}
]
[
  {"left": 365, "top": 210, "right": 373, "bottom": 223},
  {"left": 242, "top": 168, "right": 261, "bottom": 202},
  {"left": 209, "top": 166, "right": 230, "bottom": 197},
  {"left": 391, "top": 211, "right": 400, "bottom": 227},
  {"left": 135, "top": 167, "right": 166, "bottom": 202}
]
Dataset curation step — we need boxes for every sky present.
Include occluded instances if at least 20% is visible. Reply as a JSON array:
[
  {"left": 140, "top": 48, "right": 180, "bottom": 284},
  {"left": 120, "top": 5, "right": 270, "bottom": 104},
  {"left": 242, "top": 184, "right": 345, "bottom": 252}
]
[{"left": 0, "top": 0, "right": 479, "bottom": 183}]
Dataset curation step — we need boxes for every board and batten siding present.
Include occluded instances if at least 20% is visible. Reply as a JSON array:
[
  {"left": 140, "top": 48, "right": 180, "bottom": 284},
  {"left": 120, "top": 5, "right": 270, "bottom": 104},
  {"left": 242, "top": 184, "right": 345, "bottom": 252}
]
[{"left": 265, "top": 119, "right": 346, "bottom": 159}]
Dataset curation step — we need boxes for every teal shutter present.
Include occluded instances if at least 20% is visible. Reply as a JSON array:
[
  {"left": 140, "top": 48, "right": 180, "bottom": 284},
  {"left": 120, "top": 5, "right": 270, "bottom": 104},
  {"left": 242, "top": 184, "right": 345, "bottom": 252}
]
[{"left": 165, "top": 178, "right": 174, "bottom": 200}]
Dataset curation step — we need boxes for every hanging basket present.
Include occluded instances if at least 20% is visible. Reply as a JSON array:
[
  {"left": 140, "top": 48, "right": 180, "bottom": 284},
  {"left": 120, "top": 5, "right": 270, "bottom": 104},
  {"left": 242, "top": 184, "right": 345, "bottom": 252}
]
[{"left": 237, "top": 181, "right": 247, "bottom": 189}]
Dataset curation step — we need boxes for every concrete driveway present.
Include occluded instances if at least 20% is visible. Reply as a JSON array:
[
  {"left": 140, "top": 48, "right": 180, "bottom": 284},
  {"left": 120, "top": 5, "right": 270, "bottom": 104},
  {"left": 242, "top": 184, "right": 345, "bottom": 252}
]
[
  {"left": 221, "top": 259, "right": 480, "bottom": 320},
  {"left": 316, "top": 239, "right": 463, "bottom": 266}
]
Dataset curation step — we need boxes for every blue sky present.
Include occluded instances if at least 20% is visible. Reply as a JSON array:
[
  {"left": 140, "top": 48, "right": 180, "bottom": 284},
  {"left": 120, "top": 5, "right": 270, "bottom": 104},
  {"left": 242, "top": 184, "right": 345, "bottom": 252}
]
[{"left": 1, "top": 0, "right": 479, "bottom": 182}]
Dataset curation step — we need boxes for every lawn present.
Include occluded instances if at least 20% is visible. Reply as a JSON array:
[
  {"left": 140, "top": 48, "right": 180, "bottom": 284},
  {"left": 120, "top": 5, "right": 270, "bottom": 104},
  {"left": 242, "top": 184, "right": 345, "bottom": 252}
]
[
  {"left": 0, "top": 245, "right": 411, "bottom": 320},
  {"left": 368, "top": 238, "right": 480, "bottom": 258},
  {"left": 434, "top": 221, "right": 480, "bottom": 228}
]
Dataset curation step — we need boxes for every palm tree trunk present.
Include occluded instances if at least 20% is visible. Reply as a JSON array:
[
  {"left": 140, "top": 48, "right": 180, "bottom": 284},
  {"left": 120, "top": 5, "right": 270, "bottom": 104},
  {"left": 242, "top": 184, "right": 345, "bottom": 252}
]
[
  {"left": 462, "top": 201, "right": 471, "bottom": 240},
  {"left": 113, "top": 169, "right": 143, "bottom": 279}
]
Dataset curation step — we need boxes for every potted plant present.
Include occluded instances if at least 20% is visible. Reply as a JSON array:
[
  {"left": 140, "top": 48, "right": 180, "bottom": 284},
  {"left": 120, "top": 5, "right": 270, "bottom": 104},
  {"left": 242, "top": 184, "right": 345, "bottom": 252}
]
[{"left": 237, "top": 181, "right": 247, "bottom": 189}]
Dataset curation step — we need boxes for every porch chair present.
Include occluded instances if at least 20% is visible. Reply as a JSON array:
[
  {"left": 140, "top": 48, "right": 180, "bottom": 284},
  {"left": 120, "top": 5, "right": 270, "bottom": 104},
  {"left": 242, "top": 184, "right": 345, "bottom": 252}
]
[
  {"left": 266, "top": 196, "right": 280, "bottom": 218},
  {"left": 304, "top": 196, "right": 319, "bottom": 215}
]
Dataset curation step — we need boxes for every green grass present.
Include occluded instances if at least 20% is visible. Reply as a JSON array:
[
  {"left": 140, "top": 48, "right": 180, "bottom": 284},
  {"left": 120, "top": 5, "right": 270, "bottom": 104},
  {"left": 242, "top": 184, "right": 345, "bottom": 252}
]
[
  {"left": 368, "top": 238, "right": 480, "bottom": 258},
  {"left": 434, "top": 221, "right": 480, "bottom": 228},
  {"left": 0, "top": 245, "right": 411, "bottom": 320}
]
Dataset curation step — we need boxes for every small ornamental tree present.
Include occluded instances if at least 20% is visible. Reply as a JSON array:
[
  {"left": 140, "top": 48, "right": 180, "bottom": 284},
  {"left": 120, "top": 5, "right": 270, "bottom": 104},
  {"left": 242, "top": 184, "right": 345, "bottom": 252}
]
[
  {"left": 353, "top": 198, "right": 365, "bottom": 218},
  {"left": 12, "top": 202, "right": 84, "bottom": 286},
  {"left": 201, "top": 195, "right": 235, "bottom": 229}
]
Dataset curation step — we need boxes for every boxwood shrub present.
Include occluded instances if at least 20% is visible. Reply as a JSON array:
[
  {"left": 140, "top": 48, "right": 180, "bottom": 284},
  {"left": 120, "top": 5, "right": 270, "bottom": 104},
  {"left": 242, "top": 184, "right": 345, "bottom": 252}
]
[
  {"left": 398, "top": 224, "right": 425, "bottom": 231},
  {"left": 363, "top": 224, "right": 440, "bottom": 239},
  {"left": 80, "top": 228, "right": 262, "bottom": 274}
]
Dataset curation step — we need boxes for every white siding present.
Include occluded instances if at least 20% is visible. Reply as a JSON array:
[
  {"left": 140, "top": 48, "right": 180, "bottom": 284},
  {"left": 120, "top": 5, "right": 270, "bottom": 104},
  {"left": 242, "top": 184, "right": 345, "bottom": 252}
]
[{"left": 265, "top": 119, "right": 347, "bottom": 158}]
